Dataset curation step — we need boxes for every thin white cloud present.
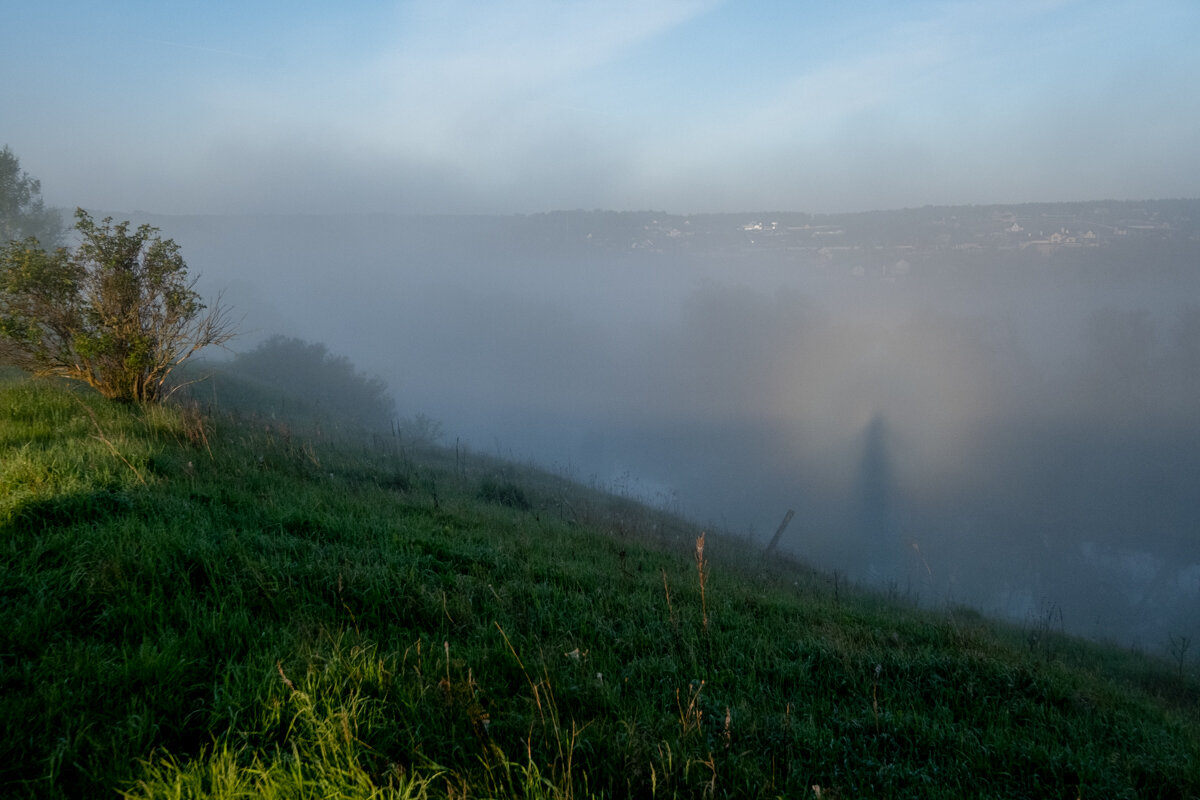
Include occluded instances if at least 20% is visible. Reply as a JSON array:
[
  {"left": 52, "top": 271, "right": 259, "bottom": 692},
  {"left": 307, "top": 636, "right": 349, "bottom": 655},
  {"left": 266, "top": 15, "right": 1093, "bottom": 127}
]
[
  {"left": 176, "top": 0, "right": 719, "bottom": 211},
  {"left": 621, "top": 0, "right": 1180, "bottom": 211},
  {"left": 342, "top": 1, "right": 719, "bottom": 154}
]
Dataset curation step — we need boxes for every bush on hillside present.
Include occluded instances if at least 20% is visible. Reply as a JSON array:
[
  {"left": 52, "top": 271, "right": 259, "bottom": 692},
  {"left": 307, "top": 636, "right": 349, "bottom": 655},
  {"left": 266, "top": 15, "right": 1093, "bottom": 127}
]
[
  {"left": 222, "top": 335, "right": 395, "bottom": 430},
  {"left": 0, "top": 209, "right": 234, "bottom": 403}
]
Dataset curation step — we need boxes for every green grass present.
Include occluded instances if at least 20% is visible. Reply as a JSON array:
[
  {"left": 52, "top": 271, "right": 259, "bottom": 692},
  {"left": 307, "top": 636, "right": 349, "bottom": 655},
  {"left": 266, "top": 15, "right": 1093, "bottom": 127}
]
[{"left": 2, "top": 374, "right": 1199, "bottom": 798}]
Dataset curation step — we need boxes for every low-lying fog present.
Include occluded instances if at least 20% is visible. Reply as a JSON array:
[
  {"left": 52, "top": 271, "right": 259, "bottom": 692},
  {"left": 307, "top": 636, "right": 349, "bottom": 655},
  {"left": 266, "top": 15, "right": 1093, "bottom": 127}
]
[{"left": 141, "top": 206, "right": 1200, "bottom": 649}]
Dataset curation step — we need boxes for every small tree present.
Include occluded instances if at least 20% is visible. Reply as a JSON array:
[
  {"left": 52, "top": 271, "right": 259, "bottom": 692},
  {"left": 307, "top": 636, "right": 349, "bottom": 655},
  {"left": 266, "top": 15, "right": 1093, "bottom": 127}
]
[{"left": 0, "top": 208, "right": 235, "bottom": 403}]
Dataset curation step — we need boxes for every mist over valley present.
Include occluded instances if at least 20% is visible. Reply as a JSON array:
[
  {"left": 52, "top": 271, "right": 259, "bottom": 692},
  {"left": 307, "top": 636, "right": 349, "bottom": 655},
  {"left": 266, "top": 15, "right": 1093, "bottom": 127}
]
[{"left": 137, "top": 200, "right": 1200, "bottom": 648}]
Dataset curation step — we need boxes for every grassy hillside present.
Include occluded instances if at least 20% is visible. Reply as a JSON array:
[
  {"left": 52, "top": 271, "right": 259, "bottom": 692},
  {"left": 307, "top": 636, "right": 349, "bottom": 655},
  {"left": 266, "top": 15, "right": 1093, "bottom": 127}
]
[{"left": 2, "top": 373, "right": 1199, "bottom": 799}]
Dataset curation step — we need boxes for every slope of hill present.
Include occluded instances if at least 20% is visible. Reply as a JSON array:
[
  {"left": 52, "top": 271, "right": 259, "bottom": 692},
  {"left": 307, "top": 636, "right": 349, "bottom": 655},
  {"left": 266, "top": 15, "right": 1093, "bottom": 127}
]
[{"left": 2, "top": 374, "right": 1198, "bottom": 798}]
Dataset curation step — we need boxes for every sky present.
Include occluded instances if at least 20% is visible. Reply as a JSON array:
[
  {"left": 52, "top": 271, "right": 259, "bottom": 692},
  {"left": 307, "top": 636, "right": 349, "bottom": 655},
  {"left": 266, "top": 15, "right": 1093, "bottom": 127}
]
[{"left": 4, "top": 0, "right": 1200, "bottom": 215}]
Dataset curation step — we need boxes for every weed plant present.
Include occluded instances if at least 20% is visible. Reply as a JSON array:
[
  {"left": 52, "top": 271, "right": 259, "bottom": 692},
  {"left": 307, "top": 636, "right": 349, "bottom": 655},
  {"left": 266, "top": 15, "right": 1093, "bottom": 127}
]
[{"left": 2, "top": 375, "right": 1199, "bottom": 798}]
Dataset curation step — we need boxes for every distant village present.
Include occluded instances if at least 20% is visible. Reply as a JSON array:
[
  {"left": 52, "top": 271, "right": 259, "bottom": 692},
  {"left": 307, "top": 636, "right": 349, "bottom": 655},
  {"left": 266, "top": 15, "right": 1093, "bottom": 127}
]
[{"left": 512, "top": 199, "right": 1200, "bottom": 276}]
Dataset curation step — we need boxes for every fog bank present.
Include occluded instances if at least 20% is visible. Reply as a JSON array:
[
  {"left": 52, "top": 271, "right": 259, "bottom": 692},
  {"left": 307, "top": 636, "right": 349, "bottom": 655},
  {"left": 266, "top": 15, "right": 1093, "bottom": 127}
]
[{"left": 133, "top": 203, "right": 1200, "bottom": 648}]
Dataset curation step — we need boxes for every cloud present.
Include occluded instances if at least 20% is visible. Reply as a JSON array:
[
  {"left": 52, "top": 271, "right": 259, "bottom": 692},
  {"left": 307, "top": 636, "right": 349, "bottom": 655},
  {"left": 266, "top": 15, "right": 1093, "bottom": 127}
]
[
  {"left": 340, "top": 1, "right": 718, "bottom": 157},
  {"left": 163, "top": 0, "right": 719, "bottom": 213}
]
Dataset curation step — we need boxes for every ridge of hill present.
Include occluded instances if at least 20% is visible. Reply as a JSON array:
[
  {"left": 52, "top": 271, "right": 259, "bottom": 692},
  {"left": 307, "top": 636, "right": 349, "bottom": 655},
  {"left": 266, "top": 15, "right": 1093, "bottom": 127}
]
[{"left": 2, "top": 373, "right": 1199, "bottom": 798}]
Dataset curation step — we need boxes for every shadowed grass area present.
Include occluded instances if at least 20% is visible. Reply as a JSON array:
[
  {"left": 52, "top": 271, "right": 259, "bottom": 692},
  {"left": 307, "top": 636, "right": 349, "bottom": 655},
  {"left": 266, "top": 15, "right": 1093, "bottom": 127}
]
[{"left": 2, "top": 374, "right": 1199, "bottom": 798}]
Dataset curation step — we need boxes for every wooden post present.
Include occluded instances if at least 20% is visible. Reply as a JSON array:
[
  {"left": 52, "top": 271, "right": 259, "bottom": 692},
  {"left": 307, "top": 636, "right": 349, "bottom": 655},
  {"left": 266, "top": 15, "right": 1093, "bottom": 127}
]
[{"left": 764, "top": 509, "right": 795, "bottom": 558}]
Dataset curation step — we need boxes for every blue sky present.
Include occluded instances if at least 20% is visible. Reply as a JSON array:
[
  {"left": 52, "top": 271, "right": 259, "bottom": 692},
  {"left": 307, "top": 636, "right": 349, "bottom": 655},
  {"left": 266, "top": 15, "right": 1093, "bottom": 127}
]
[{"left": 4, "top": 0, "right": 1198, "bottom": 214}]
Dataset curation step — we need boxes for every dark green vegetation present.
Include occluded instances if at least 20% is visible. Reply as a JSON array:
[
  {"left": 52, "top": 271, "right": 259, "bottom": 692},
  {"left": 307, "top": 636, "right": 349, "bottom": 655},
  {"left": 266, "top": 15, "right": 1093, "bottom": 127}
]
[
  {"left": 0, "top": 209, "right": 234, "bottom": 403},
  {"left": 2, "top": 373, "right": 1199, "bottom": 799},
  {"left": 212, "top": 336, "right": 396, "bottom": 432}
]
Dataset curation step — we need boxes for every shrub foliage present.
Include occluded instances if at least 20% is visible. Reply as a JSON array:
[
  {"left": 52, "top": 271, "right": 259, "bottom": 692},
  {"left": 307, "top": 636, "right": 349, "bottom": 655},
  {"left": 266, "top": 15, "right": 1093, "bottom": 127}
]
[
  {"left": 224, "top": 335, "right": 395, "bottom": 429},
  {"left": 0, "top": 209, "right": 234, "bottom": 402}
]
